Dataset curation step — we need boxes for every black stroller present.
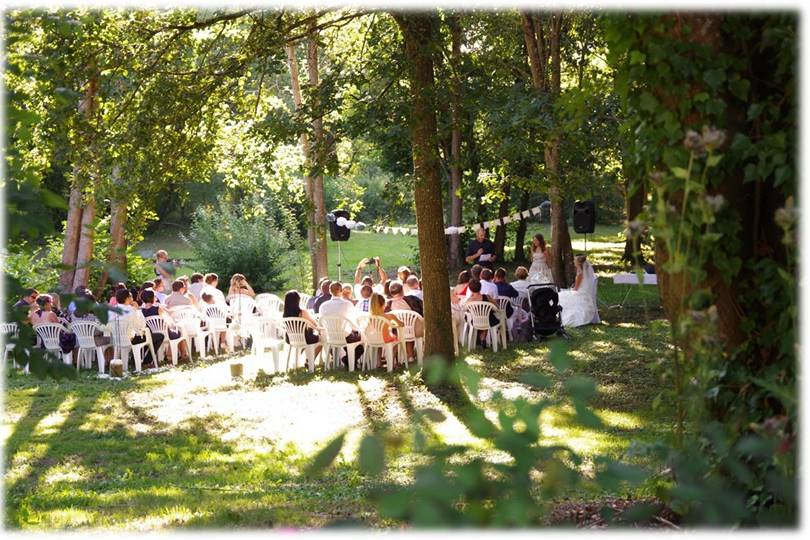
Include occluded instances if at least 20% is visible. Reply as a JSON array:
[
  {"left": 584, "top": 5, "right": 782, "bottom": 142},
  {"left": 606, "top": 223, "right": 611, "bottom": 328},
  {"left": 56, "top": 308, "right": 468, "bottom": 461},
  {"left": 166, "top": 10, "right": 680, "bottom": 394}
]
[{"left": 527, "top": 283, "right": 570, "bottom": 341}]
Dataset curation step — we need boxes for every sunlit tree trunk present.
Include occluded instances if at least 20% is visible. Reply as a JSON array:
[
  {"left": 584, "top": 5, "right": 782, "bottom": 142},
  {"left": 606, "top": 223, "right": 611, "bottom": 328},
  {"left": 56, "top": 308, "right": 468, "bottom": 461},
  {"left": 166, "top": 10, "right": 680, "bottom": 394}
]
[
  {"left": 394, "top": 12, "right": 455, "bottom": 363},
  {"left": 285, "top": 42, "right": 320, "bottom": 290},
  {"left": 447, "top": 13, "right": 464, "bottom": 269},
  {"left": 306, "top": 19, "right": 329, "bottom": 284},
  {"left": 72, "top": 197, "right": 96, "bottom": 289},
  {"left": 493, "top": 181, "right": 511, "bottom": 262},
  {"left": 58, "top": 187, "right": 83, "bottom": 292}
]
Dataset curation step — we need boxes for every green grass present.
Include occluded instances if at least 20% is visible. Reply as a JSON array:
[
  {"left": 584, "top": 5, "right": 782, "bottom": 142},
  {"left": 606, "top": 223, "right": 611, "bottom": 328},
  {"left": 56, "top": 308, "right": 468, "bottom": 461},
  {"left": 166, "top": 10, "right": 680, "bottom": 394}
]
[{"left": 1, "top": 222, "right": 675, "bottom": 529}]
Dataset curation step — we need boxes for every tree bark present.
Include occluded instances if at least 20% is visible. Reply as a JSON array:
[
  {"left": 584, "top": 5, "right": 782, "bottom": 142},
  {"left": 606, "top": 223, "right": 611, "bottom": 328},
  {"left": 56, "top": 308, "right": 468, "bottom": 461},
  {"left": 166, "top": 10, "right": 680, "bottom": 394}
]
[
  {"left": 96, "top": 199, "right": 127, "bottom": 294},
  {"left": 306, "top": 19, "right": 329, "bottom": 285},
  {"left": 514, "top": 190, "right": 530, "bottom": 262},
  {"left": 447, "top": 13, "right": 464, "bottom": 270},
  {"left": 72, "top": 196, "right": 96, "bottom": 290},
  {"left": 621, "top": 170, "right": 646, "bottom": 265},
  {"left": 58, "top": 187, "right": 83, "bottom": 292},
  {"left": 493, "top": 181, "right": 511, "bottom": 262},
  {"left": 286, "top": 41, "right": 320, "bottom": 290},
  {"left": 394, "top": 13, "right": 455, "bottom": 363}
]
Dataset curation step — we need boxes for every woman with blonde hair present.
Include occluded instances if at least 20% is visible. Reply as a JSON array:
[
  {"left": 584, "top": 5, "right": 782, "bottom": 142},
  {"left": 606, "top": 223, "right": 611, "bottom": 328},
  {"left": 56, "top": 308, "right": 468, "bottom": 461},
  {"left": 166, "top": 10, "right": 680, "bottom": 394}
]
[
  {"left": 227, "top": 273, "right": 256, "bottom": 299},
  {"left": 369, "top": 292, "right": 403, "bottom": 368}
]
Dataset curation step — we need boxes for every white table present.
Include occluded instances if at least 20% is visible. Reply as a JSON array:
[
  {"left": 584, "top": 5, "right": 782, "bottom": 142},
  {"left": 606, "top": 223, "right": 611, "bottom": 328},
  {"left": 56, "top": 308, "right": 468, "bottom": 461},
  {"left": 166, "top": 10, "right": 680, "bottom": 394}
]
[{"left": 611, "top": 272, "right": 658, "bottom": 308}]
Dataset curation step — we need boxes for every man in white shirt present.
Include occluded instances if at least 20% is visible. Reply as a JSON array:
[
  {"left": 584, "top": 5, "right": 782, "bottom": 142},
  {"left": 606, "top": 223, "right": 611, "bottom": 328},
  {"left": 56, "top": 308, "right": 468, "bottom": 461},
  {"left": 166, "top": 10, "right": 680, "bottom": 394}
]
[
  {"left": 319, "top": 282, "right": 357, "bottom": 323},
  {"left": 510, "top": 266, "right": 531, "bottom": 295},
  {"left": 187, "top": 273, "right": 206, "bottom": 300},
  {"left": 203, "top": 273, "right": 227, "bottom": 305},
  {"left": 404, "top": 275, "right": 424, "bottom": 301},
  {"left": 467, "top": 268, "right": 499, "bottom": 299}
]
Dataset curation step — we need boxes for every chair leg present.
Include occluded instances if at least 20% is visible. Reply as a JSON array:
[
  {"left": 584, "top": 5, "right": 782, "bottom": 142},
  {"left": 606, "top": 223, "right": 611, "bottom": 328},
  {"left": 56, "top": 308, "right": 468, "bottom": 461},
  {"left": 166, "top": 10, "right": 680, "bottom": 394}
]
[
  {"left": 348, "top": 347, "right": 356, "bottom": 372},
  {"left": 416, "top": 339, "right": 424, "bottom": 366},
  {"left": 272, "top": 346, "right": 280, "bottom": 373},
  {"left": 306, "top": 348, "right": 315, "bottom": 373},
  {"left": 385, "top": 346, "right": 393, "bottom": 373},
  {"left": 286, "top": 346, "right": 293, "bottom": 371}
]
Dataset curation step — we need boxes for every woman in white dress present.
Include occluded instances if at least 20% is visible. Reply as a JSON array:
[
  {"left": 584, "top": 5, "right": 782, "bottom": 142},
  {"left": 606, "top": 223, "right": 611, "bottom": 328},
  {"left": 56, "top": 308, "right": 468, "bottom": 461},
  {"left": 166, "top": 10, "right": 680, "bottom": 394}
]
[
  {"left": 529, "top": 234, "right": 554, "bottom": 284},
  {"left": 558, "top": 255, "right": 598, "bottom": 328}
]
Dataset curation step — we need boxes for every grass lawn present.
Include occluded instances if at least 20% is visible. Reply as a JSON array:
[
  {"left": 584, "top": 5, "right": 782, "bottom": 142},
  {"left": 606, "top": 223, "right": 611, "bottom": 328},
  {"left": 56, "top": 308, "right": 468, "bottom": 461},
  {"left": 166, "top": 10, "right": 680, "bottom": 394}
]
[{"left": 4, "top": 253, "right": 671, "bottom": 529}]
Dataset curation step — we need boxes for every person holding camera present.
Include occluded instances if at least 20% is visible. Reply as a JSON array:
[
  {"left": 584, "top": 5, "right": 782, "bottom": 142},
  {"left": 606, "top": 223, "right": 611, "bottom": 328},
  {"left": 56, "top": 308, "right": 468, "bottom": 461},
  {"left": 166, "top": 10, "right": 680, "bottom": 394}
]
[{"left": 353, "top": 256, "right": 388, "bottom": 299}]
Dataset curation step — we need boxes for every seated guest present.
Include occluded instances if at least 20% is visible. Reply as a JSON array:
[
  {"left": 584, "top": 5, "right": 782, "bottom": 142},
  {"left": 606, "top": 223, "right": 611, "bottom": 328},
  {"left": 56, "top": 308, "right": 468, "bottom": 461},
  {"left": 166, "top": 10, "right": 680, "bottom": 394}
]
[
  {"left": 31, "top": 294, "right": 60, "bottom": 326},
  {"left": 369, "top": 292, "right": 404, "bottom": 368},
  {"left": 227, "top": 273, "right": 255, "bottom": 299},
  {"left": 48, "top": 292, "right": 65, "bottom": 318},
  {"left": 404, "top": 275, "right": 423, "bottom": 300},
  {"left": 71, "top": 291, "right": 112, "bottom": 357},
  {"left": 67, "top": 286, "right": 88, "bottom": 317},
  {"left": 510, "top": 266, "right": 531, "bottom": 296},
  {"left": 461, "top": 279, "right": 500, "bottom": 347},
  {"left": 493, "top": 268, "right": 519, "bottom": 299},
  {"left": 465, "top": 227, "right": 496, "bottom": 269},
  {"left": 203, "top": 273, "right": 227, "bottom": 305},
  {"left": 468, "top": 268, "right": 498, "bottom": 299},
  {"left": 313, "top": 279, "right": 333, "bottom": 314},
  {"left": 14, "top": 288, "right": 39, "bottom": 312},
  {"left": 141, "top": 289, "right": 188, "bottom": 363},
  {"left": 397, "top": 266, "right": 411, "bottom": 284},
  {"left": 354, "top": 257, "right": 387, "bottom": 298},
  {"left": 470, "top": 264, "right": 483, "bottom": 281},
  {"left": 137, "top": 281, "right": 155, "bottom": 304},
  {"left": 385, "top": 281, "right": 423, "bottom": 316},
  {"left": 108, "top": 288, "right": 157, "bottom": 368},
  {"left": 176, "top": 275, "right": 200, "bottom": 308},
  {"left": 454, "top": 270, "right": 471, "bottom": 298},
  {"left": 342, "top": 284, "right": 355, "bottom": 304},
  {"left": 382, "top": 279, "right": 393, "bottom": 300},
  {"left": 319, "top": 282, "right": 363, "bottom": 364},
  {"left": 308, "top": 277, "right": 329, "bottom": 310},
  {"left": 187, "top": 273, "right": 206, "bottom": 300},
  {"left": 357, "top": 285, "right": 373, "bottom": 313},
  {"left": 282, "top": 290, "right": 322, "bottom": 357},
  {"left": 384, "top": 282, "right": 423, "bottom": 364},
  {"left": 164, "top": 280, "right": 192, "bottom": 309},
  {"left": 153, "top": 278, "right": 168, "bottom": 304},
  {"left": 109, "top": 283, "right": 127, "bottom": 306}
]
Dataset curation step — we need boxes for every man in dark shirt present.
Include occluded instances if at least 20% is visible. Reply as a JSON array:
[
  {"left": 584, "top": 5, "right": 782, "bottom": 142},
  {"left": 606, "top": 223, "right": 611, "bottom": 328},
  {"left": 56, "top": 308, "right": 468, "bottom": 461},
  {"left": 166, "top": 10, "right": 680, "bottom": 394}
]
[
  {"left": 14, "top": 288, "right": 38, "bottom": 310},
  {"left": 493, "top": 268, "right": 519, "bottom": 298},
  {"left": 465, "top": 227, "right": 496, "bottom": 269},
  {"left": 312, "top": 279, "right": 333, "bottom": 314}
]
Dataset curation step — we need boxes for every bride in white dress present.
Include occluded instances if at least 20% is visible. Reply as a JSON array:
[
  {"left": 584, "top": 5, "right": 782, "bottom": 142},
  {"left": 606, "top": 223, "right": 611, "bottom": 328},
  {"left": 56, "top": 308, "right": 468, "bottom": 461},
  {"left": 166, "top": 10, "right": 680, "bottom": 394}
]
[
  {"left": 528, "top": 234, "right": 555, "bottom": 284},
  {"left": 558, "top": 255, "right": 598, "bottom": 327}
]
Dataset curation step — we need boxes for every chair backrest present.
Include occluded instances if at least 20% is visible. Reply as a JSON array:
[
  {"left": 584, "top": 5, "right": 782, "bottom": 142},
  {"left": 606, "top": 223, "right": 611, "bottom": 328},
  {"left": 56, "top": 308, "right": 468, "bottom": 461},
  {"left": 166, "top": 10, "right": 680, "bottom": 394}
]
[
  {"left": 228, "top": 294, "right": 256, "bottom": 315},
  {"left": 254, "top": 293, "right": 276, "bottom": 304},
  {"left": 172, "top": 309, "right": 204, "bottom": 336},
  {"left": 364, "top": 315, "right": 393, "bottom": 346},
  {"left": 282, "top": 317, "right": 314, "bottom": 348},
  {"left": 108, "top": 319, "right": 135, "bottom": 348},
  {"left": 318, "top": 315, "right": 354, "bottom": 345},
  {"left": 256, "top": 296, "right": 284, "bottom": 317},
  {"left": 463, "top": 301, "right": 495, "bottom": 330},
  {"left": 496, "top": 297, "right": 512, "bottom": 313},
  {"left": 34, "top": 323, "right": 65, "bottom": 350},
  {"left": 1, "top": 322, "right": 19, "bottom": 337},
  {"left": 256, "top": 317, "right": 281, "bottom": 340},
  {"left": 144, "top": 315, "right": 170, "bottom": 336},
  {"left": 390, "top": 310, "right": 423, "bottom": 341},
  {"left": 298, "top": 293, "right": 312, "bottom": 310},
  {"left": 71, "top": 320, "right": 100, "bottom": 348}
]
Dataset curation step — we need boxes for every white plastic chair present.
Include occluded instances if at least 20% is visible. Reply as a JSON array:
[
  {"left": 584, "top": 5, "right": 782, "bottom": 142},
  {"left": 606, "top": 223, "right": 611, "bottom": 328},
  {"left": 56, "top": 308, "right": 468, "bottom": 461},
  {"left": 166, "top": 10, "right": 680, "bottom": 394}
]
[
  {"left": 362, "top": 316, "right": 404, "bottom": 373},
  {"left": 108, "top": 320, "right": 153, "bottom": 373},
  {"left": 145, "top": 315, "right": 189, "bottom": 365},
  {"left": 70, "top": 320, "right": 111, "bottom": 373},
  {"left": 298, "top": 293, "right": 313, "bottom": 310},
  {"left": 256, "top": 296, "right": 284, "bottom": 318},
  {"left": 1, "top": 322, "right": 26, "bottom": 373},
  {"left": 251, "top": 317, "right": 284, "bottom": 372},
  {"left": 389, "top": 310, "right": 424, "bottom": 367},
  {"left": 319, "top": 315, "right": 364, "bottom": 372},
  {"left": 462, "top": 301, "right": 499, "bottom": 352},
  {"left": 590, "top": 276, "right": 601, "bottom": 324},
  {"left": 203, "top": 305, "right": 236, "bottom": 355},
  {"left": 34, "top": 323, "right": 73, "bottom": 364},
  {"left": 496, "top": 297, "right": 514, "bottom": 344},
  {"left": 171, "top": 309, "right": 214, "bottom": 359},
  {"left": 282, "top": 317, "right": 322, "bottom": 372}
]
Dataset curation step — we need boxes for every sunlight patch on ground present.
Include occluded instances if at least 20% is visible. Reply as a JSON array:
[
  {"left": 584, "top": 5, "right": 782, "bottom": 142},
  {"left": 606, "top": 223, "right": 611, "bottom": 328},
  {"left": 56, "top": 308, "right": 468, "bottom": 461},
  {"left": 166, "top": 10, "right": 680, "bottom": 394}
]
[
  {"left": 540, "top": 406, "right": 639, "bottom": 457},
  {"left": 42, "top": 508, "right": 94, "bottom": 528},
  {"left": 6, "top": 442, "right": 49, "bottom": 486},
  {"left": 33, "top": 395, "right": 77, "bottom": 437},
  {"left": 43, "top": 462, "right": 90, "bottom": 485}
]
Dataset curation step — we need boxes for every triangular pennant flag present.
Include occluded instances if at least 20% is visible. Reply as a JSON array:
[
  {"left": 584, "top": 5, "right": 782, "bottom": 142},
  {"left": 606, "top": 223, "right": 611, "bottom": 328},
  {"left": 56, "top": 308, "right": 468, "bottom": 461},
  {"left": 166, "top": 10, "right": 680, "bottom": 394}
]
[
  {"left": 457, "top": 226, "right": 466, "bottom": 234},
  {"left": 411, "top": 228, "right": 418, "bottom": 235},
  {"left": 384, "top": 226, "right": 391, "bottom": 234},
  {"left": 502, "top": 216, "right": 512, "bottom": 224},
  {"left": 521, "top": 210, "right": 531, "bottom": 218},
  {"left": 444, "top": 227, "right": 452, "bottom": 234},
  {"left": 472, "top": 223, "right": 481, "bottom": 231},
  {"left": 530, "top": 206, "right": 541, "bottom": 215},
  {"left": 511, "top": 212, "right": 522, "bottom": 221}
]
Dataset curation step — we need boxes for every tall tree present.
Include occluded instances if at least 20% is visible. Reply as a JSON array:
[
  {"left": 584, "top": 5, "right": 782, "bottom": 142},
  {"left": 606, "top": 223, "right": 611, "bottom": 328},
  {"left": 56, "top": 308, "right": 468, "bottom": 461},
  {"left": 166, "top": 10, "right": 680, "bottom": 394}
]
[
  {"left": 446, "top": 13, "right": 464, "bottom": 269},
  {"left": 393, "top": 12, "right": 455, "bottom": 363},
  {"left": 521, "top": 11, "right": 575, "bottom": 285}
]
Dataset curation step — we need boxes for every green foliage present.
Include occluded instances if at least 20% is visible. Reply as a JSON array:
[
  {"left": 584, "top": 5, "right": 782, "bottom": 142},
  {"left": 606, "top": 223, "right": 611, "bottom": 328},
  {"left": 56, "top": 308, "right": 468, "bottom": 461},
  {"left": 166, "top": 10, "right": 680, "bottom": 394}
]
[{"left": 186, "top": 199, "right": 296, "bottom": 294}]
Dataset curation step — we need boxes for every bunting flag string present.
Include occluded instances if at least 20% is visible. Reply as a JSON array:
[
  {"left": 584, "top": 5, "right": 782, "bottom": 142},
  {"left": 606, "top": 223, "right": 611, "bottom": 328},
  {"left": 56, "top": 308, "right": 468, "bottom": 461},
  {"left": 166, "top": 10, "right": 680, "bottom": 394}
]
[{"left": 369, "top": 205, "right": 543, "bottom": 236}]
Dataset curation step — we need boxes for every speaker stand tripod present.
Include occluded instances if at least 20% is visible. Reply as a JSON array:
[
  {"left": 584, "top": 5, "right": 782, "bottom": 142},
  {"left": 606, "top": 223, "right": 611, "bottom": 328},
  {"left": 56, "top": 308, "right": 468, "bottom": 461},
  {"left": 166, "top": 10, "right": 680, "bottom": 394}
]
[{"left": 336, "top": 242, "right": 343, "bottom": 281}]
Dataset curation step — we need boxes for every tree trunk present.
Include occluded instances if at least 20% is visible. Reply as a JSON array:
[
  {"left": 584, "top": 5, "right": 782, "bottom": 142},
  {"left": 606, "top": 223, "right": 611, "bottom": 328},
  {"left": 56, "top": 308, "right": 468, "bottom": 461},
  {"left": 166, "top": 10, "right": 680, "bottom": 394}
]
[
  {"left": 394, "top": 13, "right": 456, "bottom": 363},
  {"left": 72, "top": 196, "right": 96, "bottom": 290},
  {"left": 547, "top": 145, "right": 575, "bottom": 285},
  {"left": 622, "top": 171, "right": 646, "bottom": 265},
  {"left": 493, "top": 181, "right": 511, "bottom": 262},
  {"left": 306, "top": 20, "right": 329, "bottom": 284},
  {"left": 447, "top": 13, "right": 464, "bottom": 270},
  {"left": 285, "top": 41, "right": 319, "bottom": 290},
  {"left": 514, "top": 190, "right": 530, "bottom": 262},
  {"left": 96, "top": 199, "right": 127, "bottom": 293},
  {"left": 58, "top": 187, "right": 83, "bottom": 292}
]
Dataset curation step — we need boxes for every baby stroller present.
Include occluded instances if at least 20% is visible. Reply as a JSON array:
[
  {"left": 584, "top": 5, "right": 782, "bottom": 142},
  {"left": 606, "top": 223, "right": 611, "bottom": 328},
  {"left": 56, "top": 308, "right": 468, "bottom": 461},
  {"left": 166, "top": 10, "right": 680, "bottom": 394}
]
[{"left": 527, "top": 283, "right": 570, "bottom": 341}]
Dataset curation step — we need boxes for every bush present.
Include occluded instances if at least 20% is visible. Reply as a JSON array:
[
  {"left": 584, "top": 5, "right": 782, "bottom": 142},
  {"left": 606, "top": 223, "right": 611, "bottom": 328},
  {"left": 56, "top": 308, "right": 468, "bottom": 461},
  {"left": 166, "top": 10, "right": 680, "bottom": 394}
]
[{"left": 185, "top": 200, "right": 294, "bottom": 294}]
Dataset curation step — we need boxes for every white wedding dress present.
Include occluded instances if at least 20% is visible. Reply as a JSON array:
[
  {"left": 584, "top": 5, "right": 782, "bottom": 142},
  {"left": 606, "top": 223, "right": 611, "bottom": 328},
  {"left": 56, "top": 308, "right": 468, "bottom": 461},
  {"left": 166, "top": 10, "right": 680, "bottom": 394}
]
[
  {"left": 558, "top": 262, "right": 598, "bottom": 328},
  {"left": 528, "top": 249, "right": 554, "bottom": 284}
]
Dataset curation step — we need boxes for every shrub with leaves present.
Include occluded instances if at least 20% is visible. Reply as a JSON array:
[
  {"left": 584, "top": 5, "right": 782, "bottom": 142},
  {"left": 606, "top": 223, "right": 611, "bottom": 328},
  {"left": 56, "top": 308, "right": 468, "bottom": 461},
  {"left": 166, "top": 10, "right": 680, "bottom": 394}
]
[{"left": 185, "top": 199, "right": 295, "bottom": 294}]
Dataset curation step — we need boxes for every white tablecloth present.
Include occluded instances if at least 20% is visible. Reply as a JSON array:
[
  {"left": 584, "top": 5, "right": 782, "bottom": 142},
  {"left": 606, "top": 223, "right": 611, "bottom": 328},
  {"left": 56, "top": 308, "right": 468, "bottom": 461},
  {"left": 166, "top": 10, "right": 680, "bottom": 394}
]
[{"left": 612, "top": 273, "right": 658, "bottom": 285}]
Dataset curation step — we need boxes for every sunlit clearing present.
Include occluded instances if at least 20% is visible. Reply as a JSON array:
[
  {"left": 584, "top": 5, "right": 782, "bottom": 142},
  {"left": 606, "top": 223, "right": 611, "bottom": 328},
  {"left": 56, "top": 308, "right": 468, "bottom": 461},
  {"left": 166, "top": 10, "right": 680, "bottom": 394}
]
[
  {"left": 540, "top": 406, "right": 641, "bottom": 457},
  {"left": 33, "top": 395, "right": 77, "bottom": 437},
  {"left": 44, "top": 462, "right": 91, "bottom": 485},
  {"left": 43, "top": 508, "right": 94, "bottom": 528}
]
